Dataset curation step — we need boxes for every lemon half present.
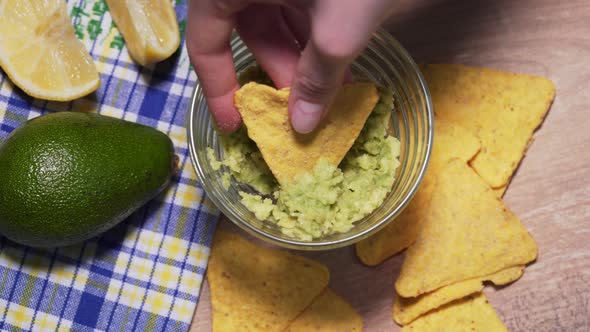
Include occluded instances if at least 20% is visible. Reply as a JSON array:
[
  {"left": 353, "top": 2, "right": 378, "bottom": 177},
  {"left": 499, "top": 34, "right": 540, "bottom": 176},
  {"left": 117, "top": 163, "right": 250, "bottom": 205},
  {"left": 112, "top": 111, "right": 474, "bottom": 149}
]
[
  {"left": 0, "top": 0, "right": 100, "bottom": 101},
  {"left": 106, "top": 0, "right": 181, "bottom": 66}
]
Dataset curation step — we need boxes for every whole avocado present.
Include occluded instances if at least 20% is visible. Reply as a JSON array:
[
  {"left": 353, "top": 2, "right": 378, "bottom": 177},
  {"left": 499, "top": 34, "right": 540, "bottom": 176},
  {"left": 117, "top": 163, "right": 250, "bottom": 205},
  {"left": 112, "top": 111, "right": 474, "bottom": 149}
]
[{"left": 0, "top": 112, "right": 176, "bottom": 247}]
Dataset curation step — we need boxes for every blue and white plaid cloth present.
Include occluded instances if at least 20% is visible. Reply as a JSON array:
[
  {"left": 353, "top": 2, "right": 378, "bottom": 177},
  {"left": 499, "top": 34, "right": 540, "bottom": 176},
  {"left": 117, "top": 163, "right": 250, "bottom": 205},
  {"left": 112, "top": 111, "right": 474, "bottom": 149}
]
[{"left": 0, "top": 1, "right": 220, "bottom": 331}]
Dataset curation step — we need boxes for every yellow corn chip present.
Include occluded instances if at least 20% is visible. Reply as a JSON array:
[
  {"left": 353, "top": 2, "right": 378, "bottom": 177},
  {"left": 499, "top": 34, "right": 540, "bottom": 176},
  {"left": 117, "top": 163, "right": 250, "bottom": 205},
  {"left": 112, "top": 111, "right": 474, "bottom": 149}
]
[
  {"left": 355, "top": 175, "right": 436, "bottom": 266},
  {"left": 235, "top": 82, "right": 379, "bottom": 184},
  {"left": 488, "top": 265, "right": 524, "bottom": 285},
  {"left": 422, "top": 64, "right": 556, "bottom": 188},
  {"left": 393, "top": 266, "right": 524, "bottom": 325},
  {"left": 395, "top": 159, "right": 537, "bottom": 298},
  {"left": 428, "top": 118, "right": 482, "bottom": 168},
  {"left": 355, "top": 118, "right": 481, "bottom": 266},
  {"left": 395, "top": 280, "right": 481, "bottom": 326},
  {"left": 208, "top": 231, "right": 330, "bottom": 332},
  {"left": 493, "top": 185, "right": 507, "bottom": 198},
  {"left": 401, "top": 293, "right": 507, "bottom": 332},
  {"left": 286, "top": 289, "right": 363, "bottom": 332}
]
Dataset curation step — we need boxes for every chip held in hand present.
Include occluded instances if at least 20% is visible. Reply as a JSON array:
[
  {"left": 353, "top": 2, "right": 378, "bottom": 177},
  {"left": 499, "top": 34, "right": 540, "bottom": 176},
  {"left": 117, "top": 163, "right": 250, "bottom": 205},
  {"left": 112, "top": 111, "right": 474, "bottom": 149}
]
[{"left": 234, "top": 82, "right": 379, "bottom": 184}]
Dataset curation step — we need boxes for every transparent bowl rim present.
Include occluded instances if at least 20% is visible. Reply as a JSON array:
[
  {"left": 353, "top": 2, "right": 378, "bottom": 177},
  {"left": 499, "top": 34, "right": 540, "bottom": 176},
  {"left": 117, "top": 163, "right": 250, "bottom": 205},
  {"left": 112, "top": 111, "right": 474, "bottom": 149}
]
[{"left": 186, "top": 28, "right": 434, "bottom": 250}]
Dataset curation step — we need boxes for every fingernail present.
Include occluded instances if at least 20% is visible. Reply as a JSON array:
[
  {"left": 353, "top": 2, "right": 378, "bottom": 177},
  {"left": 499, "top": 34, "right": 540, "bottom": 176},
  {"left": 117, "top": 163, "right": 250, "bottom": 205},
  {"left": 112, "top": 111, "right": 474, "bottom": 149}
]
[{"left": 291, "top": 100, "right": 324, "bottom": 134}]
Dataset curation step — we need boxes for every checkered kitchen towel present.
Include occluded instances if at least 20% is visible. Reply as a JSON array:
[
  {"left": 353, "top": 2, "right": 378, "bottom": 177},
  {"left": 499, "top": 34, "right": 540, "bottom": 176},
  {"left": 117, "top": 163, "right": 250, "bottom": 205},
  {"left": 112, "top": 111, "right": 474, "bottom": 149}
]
[{"left": 0, "top": 1, "right": 220, "bottom": 331}]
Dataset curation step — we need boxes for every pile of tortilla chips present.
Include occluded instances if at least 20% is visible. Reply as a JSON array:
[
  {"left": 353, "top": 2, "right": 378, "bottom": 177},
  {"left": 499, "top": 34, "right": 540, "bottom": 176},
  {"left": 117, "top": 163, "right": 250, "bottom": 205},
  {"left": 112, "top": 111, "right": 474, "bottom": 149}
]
[
  {"left": 356, "top": 64, "right": 555, "bottom": 330},
  {"left": 208, "top": 231, "right": 363, "bottom": 331},
  {"left": 203, "top": 64, "right": 555, "bottom": 331}
]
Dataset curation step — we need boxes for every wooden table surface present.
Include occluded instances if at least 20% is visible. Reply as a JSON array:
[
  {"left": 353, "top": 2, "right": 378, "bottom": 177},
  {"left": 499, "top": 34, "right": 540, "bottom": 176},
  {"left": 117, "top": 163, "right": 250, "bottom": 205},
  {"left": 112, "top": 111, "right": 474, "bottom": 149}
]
[{"left": 191, "top": 1, "right": 590, "bottom": 331}]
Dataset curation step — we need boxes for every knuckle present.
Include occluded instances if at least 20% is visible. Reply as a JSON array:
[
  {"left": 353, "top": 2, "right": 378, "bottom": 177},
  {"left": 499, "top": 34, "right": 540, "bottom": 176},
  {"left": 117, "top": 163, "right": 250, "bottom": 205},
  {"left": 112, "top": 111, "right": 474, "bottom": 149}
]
[
  {"left": 295, "top": 70, "right": 340, "bottom": 100},
  {"left": 311, "top": 33, "right": 362, "bottom": 62},
  {"left": 211, "top": 0, "right": 248, "bottom": 16}
]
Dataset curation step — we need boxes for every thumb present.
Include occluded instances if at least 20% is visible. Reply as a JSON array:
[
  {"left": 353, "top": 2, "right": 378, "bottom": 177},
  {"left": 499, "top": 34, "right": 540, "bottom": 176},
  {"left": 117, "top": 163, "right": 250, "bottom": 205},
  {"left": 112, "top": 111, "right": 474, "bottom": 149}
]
[{"left": 288, "top": 41, "right": 349, "bottom": 134}]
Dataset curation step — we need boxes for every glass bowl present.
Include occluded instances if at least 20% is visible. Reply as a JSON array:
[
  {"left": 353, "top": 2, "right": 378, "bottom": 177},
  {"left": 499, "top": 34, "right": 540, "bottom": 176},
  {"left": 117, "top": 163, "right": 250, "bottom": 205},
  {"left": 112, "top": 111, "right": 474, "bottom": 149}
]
[{"left": 187, "top": 29, "right": 433, "bottom": 250}]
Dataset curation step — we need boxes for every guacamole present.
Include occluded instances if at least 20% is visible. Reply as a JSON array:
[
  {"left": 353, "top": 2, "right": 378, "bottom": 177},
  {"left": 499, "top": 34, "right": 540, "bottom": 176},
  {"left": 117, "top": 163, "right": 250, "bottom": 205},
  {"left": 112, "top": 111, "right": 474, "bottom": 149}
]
[{"left": 210, "top": 81, "right": 400, "bottom": 241}]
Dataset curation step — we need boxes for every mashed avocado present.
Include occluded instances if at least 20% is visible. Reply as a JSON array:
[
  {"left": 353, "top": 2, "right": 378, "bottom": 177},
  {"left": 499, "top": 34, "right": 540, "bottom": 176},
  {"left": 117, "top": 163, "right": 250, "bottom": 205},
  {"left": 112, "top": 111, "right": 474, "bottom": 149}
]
[{"left": 210, "top": 76, "right": 401, "bottom": 241}]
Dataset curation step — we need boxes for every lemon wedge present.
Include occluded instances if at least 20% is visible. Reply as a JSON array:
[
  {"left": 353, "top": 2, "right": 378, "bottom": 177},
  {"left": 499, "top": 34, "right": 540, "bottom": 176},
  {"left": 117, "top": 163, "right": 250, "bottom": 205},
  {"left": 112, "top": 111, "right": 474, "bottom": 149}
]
[
  {"left": 0, "top": 0, "right": 100, "bottom": 101},
  {"left": 106, "top": 0, "right": 180, "bottom": 66}
]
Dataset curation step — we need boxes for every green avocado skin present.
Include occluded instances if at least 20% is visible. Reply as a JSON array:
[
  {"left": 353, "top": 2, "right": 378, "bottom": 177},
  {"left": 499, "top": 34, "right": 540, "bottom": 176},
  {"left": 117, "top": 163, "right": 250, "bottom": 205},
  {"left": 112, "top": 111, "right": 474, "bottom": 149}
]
[{"left": 0, "top": 112, "right": 175, "bottom": 247}]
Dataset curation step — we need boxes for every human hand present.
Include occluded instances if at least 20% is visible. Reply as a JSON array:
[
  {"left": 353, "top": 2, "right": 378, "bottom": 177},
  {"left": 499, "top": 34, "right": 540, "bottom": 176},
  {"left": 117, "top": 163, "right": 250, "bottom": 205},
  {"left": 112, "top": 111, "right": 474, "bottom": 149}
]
[{"left": 186, "top": 0, "right": 396, "bottom": 134}]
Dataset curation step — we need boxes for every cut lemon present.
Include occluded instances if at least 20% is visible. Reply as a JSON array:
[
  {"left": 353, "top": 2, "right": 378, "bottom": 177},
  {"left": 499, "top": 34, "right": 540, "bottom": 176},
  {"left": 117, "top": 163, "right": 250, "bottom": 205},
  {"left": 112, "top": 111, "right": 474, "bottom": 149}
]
[
  {"left": 106, "top": 0, "right": 180, "bottom": 66},
  {"left": 0, "top": 0, "right": 100, "bottom": 101}
]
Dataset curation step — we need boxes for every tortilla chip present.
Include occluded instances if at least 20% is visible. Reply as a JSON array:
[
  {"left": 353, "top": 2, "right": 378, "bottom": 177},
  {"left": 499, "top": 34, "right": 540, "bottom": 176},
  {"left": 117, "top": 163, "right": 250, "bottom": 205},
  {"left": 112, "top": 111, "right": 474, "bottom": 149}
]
[
  {"left": 395, "top": 280, "right": 482, "bottom": 326},
  {"left": 286, "top": 289, "right": 363, "bottom": 332},
  {"left": 428, "top": 118, "right": 482, "bottom": 168},
  {"left": 395, "top": 159, "right": 537, "bottom": 297},
  {"left": 235, "top": 82, "right": 379, "bottom": 184},
  {"left": 393, "top": 266, "right": 524, "bottom": 325},
  {"left": 493, "top": 185, "right": 507, "bottom": 198},
  {"left": 401, "top": 293, "right": 507, "bottom": 332},
  {"left": 355, "top": 119, "right": 480, "bottom": 266},
  {"left": 422, "top": 64, "right": 555, "bottom": 188},
  {"left": 488, "top": 265, "right": 524, "bottom": 285},
  {"left": 208, "top": 231, "right": 330, "bottom": 332},
  {"left": 355, "top": 175, "right": 436, "bottom": 266}
]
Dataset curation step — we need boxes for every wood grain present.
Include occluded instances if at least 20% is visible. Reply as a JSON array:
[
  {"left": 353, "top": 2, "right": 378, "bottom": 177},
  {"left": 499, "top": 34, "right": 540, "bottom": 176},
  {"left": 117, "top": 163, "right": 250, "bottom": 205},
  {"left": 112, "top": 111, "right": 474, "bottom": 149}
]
[{"left": 191, "top": 1, "right": 590, "bottom": 331}]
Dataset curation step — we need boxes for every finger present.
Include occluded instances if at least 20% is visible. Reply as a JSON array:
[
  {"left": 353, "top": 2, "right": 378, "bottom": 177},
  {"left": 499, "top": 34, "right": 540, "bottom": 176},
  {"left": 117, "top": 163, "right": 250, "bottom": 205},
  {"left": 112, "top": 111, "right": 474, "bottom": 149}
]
[
  {"left": 281, "top": 7, "right": 310, "bottom": 49},
  {"left": 289, "top": 0, "right": 390, "bottom": 134},
  {"left": 282, "top": 7, "right": 354, "bottom": 83},
  {"left": 288, "top": 43, "right": 346, "bottom": 134},
  {"left": 236, "top": 4, "right": 300, "bottom": 88},
  {"left": 186, "top": 0, "right": 244, "bottom": 133}
]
